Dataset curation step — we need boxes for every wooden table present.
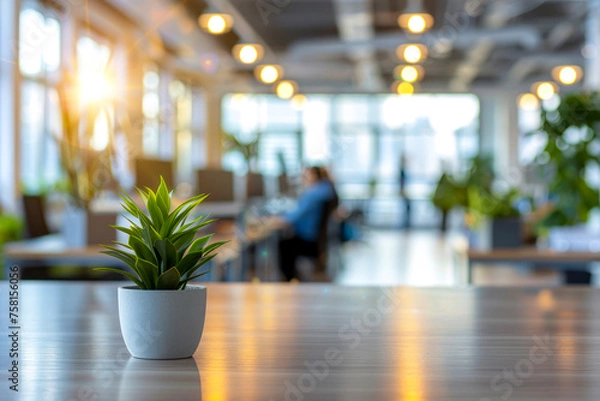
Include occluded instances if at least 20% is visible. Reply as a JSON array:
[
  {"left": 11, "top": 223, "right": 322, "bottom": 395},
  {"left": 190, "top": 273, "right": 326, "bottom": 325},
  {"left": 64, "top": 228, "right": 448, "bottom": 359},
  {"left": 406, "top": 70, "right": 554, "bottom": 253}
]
[
  {"left": 3, "top": 282, "right": 600, "bottom": 400},
  {"left": 464, "top": 247, "right": 600, "bottom": 285},
  {"left": 2, "top": 218, "right": 283, "bottom": 281},
  {"left": 2, "top": 233, "right": 240, "bottom": 280}
]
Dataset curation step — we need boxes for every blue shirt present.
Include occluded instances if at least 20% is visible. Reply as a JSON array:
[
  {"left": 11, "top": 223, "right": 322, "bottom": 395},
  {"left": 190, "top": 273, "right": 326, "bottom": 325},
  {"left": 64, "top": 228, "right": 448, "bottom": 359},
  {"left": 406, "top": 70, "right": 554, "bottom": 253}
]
[{"left": 283, "top": 180, "right": 334, "bottom": 242}]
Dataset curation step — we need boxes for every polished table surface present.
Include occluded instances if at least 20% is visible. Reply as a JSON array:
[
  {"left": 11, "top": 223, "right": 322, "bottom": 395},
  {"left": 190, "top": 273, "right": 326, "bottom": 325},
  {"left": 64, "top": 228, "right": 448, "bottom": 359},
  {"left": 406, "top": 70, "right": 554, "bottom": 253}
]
[{"left": 3, "top": 282, "right": 600, "bottom": 400}]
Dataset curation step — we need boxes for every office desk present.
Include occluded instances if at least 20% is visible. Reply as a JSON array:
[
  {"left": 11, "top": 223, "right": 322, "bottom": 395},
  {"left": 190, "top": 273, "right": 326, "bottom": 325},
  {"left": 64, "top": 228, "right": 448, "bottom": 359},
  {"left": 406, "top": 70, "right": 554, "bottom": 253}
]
[
  {"left": 463, "top": 247, "right": 600, "bottom": 285},
  {"left": 2, "top": 234, "right": 239, "bottom": 279},
  {"left": 2, "top": 282, "right": 600, "bottom": 400}
]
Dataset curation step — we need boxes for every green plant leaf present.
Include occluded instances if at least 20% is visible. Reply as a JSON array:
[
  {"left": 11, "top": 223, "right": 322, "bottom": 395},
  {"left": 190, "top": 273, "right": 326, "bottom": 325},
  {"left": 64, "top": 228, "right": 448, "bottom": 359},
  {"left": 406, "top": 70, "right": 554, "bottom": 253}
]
[
  {"left": 136, "top": 257, "right": 159, "bottom": 288},
  {"left": 95, "top": 267, "right": 146, "bottom": 289},
  {"left": 180, "top": 269, "right": 211, "bottom": 288},
  {"left": 145, "top": 191, "right": 164, "bottom": 227},
  {"left": 182, "top": 253, "right": 216, "bottom": 280},
  {"left": 177, "top": 251, "right": 205, "bottom": 277},
  {"left": 202, "top": 240, "right": 228, "bottom": 256},
  {"left": 156, "top": 176, "right": 171, "bottom": 216},
  {"left": 156, "top": 266, "right": 181, "bottom": 290},
  {"left": 141, "top": 223, "right": 161, "bottom": 250},
  {"left": 154, "top": 239, "right": 179, "bottom": 275},
  {"left": 160, "top": 195, "right": 209, "bottom": 238},
  {"left": 129, "top": 235, "right": 157, "bottom": 264},
  {"left": 100, "top": 248, "right": 136, "bottom": 269},
  {"left": 173, "top": 229, "right": 199, "bottom": 258},
  {"left": 189, "top": 234, "right": 214, "bottom": 253}
]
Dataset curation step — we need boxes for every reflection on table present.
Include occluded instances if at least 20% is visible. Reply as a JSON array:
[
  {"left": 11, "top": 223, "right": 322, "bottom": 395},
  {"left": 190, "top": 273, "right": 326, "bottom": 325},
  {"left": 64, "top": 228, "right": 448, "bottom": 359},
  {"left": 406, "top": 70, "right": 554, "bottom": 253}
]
[{"left": 3, "top": 282, "right": 600, "bottom": 400}]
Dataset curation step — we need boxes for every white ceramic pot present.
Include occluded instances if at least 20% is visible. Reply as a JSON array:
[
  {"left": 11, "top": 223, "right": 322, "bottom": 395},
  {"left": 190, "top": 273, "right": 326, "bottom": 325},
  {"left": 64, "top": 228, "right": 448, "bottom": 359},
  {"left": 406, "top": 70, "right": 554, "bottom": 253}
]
[{"left": 118, "top": 286, "right": 207, "bottom": 359}]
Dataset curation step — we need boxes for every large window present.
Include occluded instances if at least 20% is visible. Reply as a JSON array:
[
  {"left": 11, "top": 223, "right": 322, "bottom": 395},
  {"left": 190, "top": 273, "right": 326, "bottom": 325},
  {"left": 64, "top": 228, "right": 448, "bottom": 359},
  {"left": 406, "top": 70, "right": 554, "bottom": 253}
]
[
  {"left": 76, "top": 35, "right": 115, "bottom": 152},
  {"left": 142, "top": 63, "right": 161, "bottom": 156},
  {"left": 170, "top": 80, "right": 193, "bottom": 185},
  {"left": 222, "top": 93, "right": 480, "bottom": 200},
  {"left": 19, "top": 6, "right": 62, "bottom": 193}
]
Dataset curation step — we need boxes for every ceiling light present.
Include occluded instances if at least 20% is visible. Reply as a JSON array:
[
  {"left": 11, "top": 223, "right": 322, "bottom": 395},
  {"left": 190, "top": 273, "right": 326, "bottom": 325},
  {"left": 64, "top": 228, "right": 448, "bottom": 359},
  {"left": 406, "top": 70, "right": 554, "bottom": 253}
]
[
  {"left": 531, "top": 82, "right": 558, "bottom": 100},
  {"left": 233, "top": 43, "right": 264, "bottom": 64},
  {"left": 291, "top": 94, "right": 307, "bottom": 110},
  {"left": 392, "top": 81, "right": 415, "bottom": 96},
  {"left": 254, "top": 64, "right": 284, "bottom": 84},
  {"left": 552, "top": 65, "right": 583, "bottom": 85},
  {"left": 275, "top": 80, "right": 297, "bottom": 100},
  {"left": 396, "top": 44, "right": 428, "bottom": 63},
  {"left": 398, "top": 0, "right": 434, "bottom": 34},
  {"left": 198, "top": 13, "right": 233, "bottom": 35},
  {"left": 517, "top": 93, "right": 540, "bottom": 111},
  {"left": 394, "top": 65, "right": 424, "bottom": 83}
]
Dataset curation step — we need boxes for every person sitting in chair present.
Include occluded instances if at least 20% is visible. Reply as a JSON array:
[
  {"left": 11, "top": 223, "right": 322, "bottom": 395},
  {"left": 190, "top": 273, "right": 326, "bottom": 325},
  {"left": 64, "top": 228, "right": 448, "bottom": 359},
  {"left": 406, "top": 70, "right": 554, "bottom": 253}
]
[{"left": 271, "top": 166, "right": 337, "bottom": 281}]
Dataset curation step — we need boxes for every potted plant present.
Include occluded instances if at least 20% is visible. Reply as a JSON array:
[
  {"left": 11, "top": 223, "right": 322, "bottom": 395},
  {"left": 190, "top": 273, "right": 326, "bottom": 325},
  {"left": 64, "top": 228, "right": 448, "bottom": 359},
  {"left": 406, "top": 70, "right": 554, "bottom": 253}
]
[
  {"left": 222, "top": 130, "right": 260, "bottom": 172},
  {"left": 368, "top": 176, "right": 378, "bottom": 198},
  {"left": 431, "top": 172, "right": 464, "bottom": 232},
  {"left": 0, "top": 210, "right": 23, "bottom": 267},
  {"left": 532, "top": 92, "right": 600, "bottom": 229},
  {"left": 467, "top": 187, "right": 522, "bottom": 249},
  {"left": 431, "top": 155, "right": 495, "bottom": 231},
  {"left": 97, "top": 177, "right": 226, "bottom": 359},
  {"left": 55, "top": 64, "right": 120, "bottom": 247}
]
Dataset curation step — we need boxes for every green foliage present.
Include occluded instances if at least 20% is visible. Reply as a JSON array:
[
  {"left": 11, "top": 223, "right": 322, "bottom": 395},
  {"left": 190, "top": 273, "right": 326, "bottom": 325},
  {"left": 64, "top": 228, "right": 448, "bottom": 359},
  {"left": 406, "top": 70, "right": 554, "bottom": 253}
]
[
  {"left": 432, "top": 173, "right": 465, "bottom": 212},
  {"left": 431, "top": 155, "right": 495, "bottom": 212},
  {"left": 464, "top": 155, "right": 495, "bottom": 191},
  {"left": 0, "top": 213, "right": 23, "bottom": 266},
  {"left": 0, "top": 214, "right": 23, "bottom": 244},
  {"left": 535, "top": 92, "right": 600, "bottom": 227},
  {"left": 222, "top": 131, "right": 259, "bottom": 169},
  {"left": 97, "top": 177, "right": 227, "bottom": 290},
  {"left": 467, "top": 187, "right": 520, "bottom": 226}
]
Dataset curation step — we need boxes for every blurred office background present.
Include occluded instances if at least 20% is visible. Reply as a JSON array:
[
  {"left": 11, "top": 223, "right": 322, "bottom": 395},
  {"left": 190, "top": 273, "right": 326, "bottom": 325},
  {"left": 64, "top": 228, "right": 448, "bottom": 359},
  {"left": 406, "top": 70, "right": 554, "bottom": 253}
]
[{"left": 1, "top": 0, "right": 599, "bottom": 286}]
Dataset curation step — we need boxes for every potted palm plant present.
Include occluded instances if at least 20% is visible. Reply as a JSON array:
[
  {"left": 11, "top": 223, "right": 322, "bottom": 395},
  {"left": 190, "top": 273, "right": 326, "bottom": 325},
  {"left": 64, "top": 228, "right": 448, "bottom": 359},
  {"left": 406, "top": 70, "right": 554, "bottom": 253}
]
[
  {"left": 97, "top": 177, "right": 226, "bottom": 359},
  {"left": 467, "top": 187, "right": 522, "bottom": 249},
  {"left": 56, "top": 64, "right": 120, "bottom": 248}
]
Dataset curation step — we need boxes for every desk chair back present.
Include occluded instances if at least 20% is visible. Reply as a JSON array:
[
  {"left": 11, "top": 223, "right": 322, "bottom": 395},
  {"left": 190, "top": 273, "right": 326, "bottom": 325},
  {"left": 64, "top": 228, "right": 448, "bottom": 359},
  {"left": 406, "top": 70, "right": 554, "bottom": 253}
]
[
  {"left": 22, "top": 195, "right": 51, "bottom": 239},
  {"left": 197, "top": 169, "right": 235, "bottom": 202}
]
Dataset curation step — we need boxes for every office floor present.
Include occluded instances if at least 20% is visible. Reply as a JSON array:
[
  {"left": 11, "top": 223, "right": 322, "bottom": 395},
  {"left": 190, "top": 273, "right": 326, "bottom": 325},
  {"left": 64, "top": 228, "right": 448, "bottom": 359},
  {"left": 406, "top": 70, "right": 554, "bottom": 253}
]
[{"left": 336, "top": 229, "right": 565, "bottom": 287}]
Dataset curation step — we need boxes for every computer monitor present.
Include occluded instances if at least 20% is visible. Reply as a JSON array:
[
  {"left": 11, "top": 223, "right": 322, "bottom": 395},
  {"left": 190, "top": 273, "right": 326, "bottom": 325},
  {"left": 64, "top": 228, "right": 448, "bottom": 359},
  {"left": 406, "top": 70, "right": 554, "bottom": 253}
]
[
  {"left": 135, "top": 158, "right": 174, "bottom": 191},
  {"left": 246, "top": 172, "right": 265, "bottom": 199},
  {"left": 278, "top": 174, "right": 290, "bottom": 196},
  {"left": 196, "top": 169, "right": 235, "bottom": 202}
]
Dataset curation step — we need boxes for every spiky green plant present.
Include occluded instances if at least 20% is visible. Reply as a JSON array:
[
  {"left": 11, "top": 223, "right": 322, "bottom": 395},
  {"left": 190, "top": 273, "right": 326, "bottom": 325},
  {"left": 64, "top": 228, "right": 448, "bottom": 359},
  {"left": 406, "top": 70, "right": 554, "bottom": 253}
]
[{"left": 97, "top": 177, "right": 226, "bottom": 290}]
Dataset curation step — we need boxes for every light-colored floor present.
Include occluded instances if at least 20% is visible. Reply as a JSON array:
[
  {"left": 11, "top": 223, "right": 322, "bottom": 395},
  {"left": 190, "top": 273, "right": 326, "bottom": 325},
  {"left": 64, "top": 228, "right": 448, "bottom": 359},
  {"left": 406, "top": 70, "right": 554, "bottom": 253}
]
[{"left": 335, "top": 229, "right": 564, "bottom": 287}]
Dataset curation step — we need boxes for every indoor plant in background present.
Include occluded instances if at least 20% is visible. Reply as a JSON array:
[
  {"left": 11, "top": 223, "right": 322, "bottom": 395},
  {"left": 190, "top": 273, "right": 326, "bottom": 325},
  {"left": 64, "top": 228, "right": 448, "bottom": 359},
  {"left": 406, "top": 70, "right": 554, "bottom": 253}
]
[
  {"left": 222, "top": 130, "right": 260, "bottom": 172},
  {"left": 0, "top": 209, "right": 23, "bottom": 268},
  {"left": 532, "top": 92, "right": 600, "bottom": 230},
  {"left": 466, "top": 187, "right": 522, "bottom": 249},
  {"left": 431, "top": 155, "right": 495, "bottom": 231},
  {"left": 431, "top": 172, "right": 464, "bottom": 232},
  {"left": 97, "top": 178, "right": 226, "bottom": 359},
  {"left": 56, "top": 65, "right": 120, "bottom": 247}
]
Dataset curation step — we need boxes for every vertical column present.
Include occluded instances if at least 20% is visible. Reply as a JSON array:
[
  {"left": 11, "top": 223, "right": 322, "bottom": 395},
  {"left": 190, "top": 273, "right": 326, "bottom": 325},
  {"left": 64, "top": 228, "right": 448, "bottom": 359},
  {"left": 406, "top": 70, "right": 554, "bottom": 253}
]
[
  {"left": 159, "top": 69, "right": 174, "bottom": 159},
  {"left": 203, "top": 86, "right": 222, "bottom": 169},
  {"left": 0, "top": 0, "right": 21, "bottom": 212},
  {"left": 478, "top": 91, "right": 521, "bottom": 184},
  {"left": 191, "top": 88, "right": 207, "bottom": 169},
  {"left": 125, "top": 48, "right": 144, "bottom": 164},
  {"left": 585, "top": 0, "right": 600, "bottom": 89}
]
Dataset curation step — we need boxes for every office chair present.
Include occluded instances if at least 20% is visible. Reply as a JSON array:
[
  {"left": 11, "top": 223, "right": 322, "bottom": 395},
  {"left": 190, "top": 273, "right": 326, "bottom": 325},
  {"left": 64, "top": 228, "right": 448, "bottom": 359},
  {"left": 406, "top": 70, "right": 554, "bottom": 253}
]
[
  {"left": 22, "top": 195, "right": 51, "bottom": 239},
  {"left": 246, "top": 173, "right": 265, "bottom": 199},
  {"left": 196, "top": 169, "right": 235, "bottom": 202}
]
